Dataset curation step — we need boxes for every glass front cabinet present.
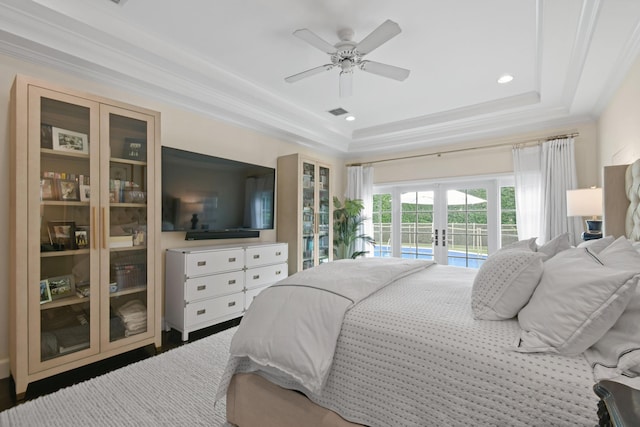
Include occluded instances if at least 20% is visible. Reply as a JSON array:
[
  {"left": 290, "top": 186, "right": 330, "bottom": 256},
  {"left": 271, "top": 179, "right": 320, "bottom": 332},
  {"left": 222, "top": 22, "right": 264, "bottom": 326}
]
[
  {"left": 277, "top": 154, "right": 332, "bottom": 275},
  {"left": 10, "top": 75, "right": 161, "bottom": 398}
]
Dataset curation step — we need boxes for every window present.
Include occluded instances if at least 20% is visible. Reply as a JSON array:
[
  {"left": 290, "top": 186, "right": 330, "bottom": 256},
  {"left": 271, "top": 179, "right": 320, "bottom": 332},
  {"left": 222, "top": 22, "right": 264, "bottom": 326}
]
[
  {"left": 372, "top": 194, "right": 392, "bottom": 257},
  {"left": 372, "top": 176, "right": 517, "bottom": 268},
  {"left": 500, "top": 185, "right": 518, "bottom": 247}
]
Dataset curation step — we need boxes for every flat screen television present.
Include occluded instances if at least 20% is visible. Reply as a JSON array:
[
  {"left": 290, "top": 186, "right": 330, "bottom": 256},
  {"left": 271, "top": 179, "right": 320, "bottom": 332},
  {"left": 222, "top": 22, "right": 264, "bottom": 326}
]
[{"left": 161, "top": 147, "right": 275, "bottom": 238}]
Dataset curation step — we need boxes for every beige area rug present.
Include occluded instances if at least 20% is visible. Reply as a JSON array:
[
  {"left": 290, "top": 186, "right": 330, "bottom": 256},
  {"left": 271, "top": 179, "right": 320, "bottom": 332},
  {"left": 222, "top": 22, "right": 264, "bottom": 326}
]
[{"left": 0, "top": 327, "right": 237, "bottom": 426}]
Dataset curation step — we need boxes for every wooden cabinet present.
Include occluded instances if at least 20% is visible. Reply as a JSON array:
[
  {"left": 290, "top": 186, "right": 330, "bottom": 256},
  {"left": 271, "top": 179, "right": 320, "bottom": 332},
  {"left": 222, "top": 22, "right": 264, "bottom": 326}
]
[
  {"left": 165, "top": 242, "right": 288, "bottom": 340},
  {"left": 277, "top": 154, "right": 332, "bottom": 275},
  {"left": 9, "top": 75, "right": 161, "bottom": 398}
]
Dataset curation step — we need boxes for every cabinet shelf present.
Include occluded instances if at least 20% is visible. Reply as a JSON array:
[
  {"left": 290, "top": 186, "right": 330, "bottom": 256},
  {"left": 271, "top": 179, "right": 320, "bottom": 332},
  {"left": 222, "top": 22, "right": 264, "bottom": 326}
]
[
  {"left": 110, "top": 202, "right": 147, "bottom": 208},
  {"left": 110, "top": 245, "right": 146, "bottom": 253},
  {"left": 41, "top": 295, "right": 87, "bottom": 310},
  {"left": 110, "top": 157, "right": 147, "bottom": 167},
  {"left": 41, "top": 200, "right": 89, "bottom": 207},
  {"left": 110, "top": 285, "right": 146, "bottom": 298},
  {"left": 41, "top": 248, "right": 90, "bottom": 257},
  {"left": 41, "top": 148, "right": 89, "bottom": 160}
]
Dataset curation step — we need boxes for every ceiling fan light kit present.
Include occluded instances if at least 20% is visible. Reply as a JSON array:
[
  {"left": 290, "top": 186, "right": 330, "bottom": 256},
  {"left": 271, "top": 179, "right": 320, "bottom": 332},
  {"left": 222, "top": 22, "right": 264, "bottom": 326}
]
[{"left": 285, "top": 19, "right": 410, "bottom": 97}]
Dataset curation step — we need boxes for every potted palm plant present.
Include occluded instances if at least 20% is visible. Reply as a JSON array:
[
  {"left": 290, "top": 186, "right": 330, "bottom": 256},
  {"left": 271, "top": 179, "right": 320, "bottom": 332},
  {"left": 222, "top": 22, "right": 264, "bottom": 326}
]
[{"left": 333, "top": 197, "right": 375, "bottom": 259}]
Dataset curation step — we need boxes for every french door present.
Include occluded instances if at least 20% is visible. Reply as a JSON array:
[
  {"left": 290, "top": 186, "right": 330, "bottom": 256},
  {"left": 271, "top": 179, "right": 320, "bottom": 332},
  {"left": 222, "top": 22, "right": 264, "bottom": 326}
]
[{"left": 393, "top": 181, "right": 497, "bottom": 266}]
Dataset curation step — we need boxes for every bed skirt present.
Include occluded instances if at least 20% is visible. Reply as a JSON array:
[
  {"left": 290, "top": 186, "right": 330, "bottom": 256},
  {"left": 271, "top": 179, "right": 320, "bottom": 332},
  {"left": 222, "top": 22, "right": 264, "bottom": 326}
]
[{"left": 226, "top": 373, "right": 364, "bottom": 427}]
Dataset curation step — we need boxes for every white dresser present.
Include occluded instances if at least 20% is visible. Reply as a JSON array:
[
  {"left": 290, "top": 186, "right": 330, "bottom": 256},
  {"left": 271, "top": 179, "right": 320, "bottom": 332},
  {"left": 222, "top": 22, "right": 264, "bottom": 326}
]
[{"left": 165, "top": 242, "right": 288, "bottom": 340}]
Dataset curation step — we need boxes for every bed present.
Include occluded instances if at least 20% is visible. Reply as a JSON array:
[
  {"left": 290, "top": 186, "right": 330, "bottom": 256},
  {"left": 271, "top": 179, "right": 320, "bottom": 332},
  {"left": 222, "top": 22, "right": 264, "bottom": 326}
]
[{"left": 216, "top": 160, "right": 640, "bottom": 427}]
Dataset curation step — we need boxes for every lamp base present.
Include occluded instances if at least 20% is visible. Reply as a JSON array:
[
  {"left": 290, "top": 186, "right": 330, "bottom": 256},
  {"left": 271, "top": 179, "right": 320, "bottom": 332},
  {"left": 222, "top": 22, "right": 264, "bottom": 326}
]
[{"left": 582, "top": 219, "right": 602, "bottom": 241}]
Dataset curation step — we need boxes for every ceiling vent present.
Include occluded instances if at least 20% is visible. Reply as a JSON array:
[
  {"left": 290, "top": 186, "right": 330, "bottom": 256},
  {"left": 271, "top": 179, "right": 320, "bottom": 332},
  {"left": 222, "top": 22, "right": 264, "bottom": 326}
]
[{"left": 328, "top": 107, "right": 349, "bottom": 116}]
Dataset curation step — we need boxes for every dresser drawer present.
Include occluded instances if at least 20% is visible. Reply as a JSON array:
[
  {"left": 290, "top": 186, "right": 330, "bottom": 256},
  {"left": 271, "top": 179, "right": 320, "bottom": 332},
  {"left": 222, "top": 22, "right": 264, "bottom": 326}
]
[
  {"left": 185, "top": 248, "right": 244, "bottom": 276},
  {"left": 185, "top": 293, "right": 244, "bottom": 327},
  {"left": 184, "top": 270, "right": 244, "bottom": 302},
  {"left": 245, "top": 262, "right": 288, "bottom": 289},
  {"left": 245, "top": 244, "right": 288, "bottom": 268}
]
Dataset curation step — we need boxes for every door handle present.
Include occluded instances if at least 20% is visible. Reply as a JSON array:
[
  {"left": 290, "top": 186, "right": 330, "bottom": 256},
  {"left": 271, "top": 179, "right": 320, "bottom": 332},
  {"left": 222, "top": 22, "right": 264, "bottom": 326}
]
[
  {"left": 434, "top": 229, "right": 438, "bottom": 247},
  {"left": 442, "top": 229, "right": 447, "bottom": 247}
]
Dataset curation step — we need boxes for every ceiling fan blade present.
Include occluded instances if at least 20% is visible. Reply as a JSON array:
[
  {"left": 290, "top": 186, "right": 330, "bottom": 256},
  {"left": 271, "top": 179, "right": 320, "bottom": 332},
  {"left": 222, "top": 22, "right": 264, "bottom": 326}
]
[
  {"left": 285, "top": 64, "right": 333, "bottom": 83},
  {"left": 339, "top": 71, "right": 353, "bottom": 97},
  {"left": 360, "top": 60, "right": 410, "bottom": 81},
  {"left": 356, "top": 19, "right": 401, "bottom": 55},
  {"left": 293, "top": 29, "right": 337, "bottom": 54}
]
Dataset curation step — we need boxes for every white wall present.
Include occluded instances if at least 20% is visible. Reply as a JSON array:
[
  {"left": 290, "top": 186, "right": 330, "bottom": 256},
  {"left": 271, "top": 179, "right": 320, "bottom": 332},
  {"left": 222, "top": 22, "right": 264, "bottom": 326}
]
[
  {"left": 0, "top": 53, "right": 344, "bottom": 379},
  {"left": 598, "top": 54, "right": 640, "bottom": 170}
]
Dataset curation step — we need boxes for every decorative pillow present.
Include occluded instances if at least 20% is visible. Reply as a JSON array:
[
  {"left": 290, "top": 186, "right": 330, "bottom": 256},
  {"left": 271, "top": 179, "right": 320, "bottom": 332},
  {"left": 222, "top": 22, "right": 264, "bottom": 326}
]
[
  {"left": 516, "top": 247, "right": 640, "bottom": 356},
  {"left": 471, "top": 250, "right": 545, "bottom": 320},
  {"left": 586, "top": 286, "right": 640, "bottom": 380},
  {"left": 536, "top": 232, "right": 571, "bottom": 260},
  {"left": 596, "top": 236, "right": 640, "bottom": 269},
  {"left": 585, "top": 237, "right": 640, "bottom": 379},
  {"left": 577, "top": 235, "right": 615, "bottom": 254},
  {"left": 499, "top": 237, "right": 537, "bottom": 253}
]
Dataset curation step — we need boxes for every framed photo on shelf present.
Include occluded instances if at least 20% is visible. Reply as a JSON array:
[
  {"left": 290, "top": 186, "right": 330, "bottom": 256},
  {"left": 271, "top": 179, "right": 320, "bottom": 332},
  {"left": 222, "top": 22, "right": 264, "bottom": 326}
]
[
  {"left": 48, "top": 221, "right": 76, "bottom": 250},
  {"left": 51, "top": 127, "right": 89, "bottom": 154},
  {"left": 79, "top": 184, "right": 90, "bottom": 202},
  {"left": 46, "top": 275, "right": 75, "bottom": 300},
  {"left": 58, "top": 179, "right": 79, "bottom": 201},
  {"left": 40, "top": 124, "right": 53, "bottom": 149},
  {"left": 40, "top": 280, "right": 52, "bottom": 304},
  {"left": 75, "top": 229, "right": 89, "bottom": 249},
  {"left": 123, "top": 138, "right": 146, "bottom": 161},
  {"left": 40, "top": 178, "right": 55, "bottom": 200}
]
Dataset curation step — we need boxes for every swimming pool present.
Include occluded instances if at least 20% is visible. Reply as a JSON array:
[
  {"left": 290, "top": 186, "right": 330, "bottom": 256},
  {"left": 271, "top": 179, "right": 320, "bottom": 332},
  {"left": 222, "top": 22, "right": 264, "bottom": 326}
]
[{"left": 373, "top": 245, "right": 487, "bottom": 268}]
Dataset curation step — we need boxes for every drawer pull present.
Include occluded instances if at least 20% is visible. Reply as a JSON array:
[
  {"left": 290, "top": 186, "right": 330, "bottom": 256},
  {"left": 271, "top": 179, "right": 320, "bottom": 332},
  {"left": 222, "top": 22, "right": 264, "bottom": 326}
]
[
  {"left": 276, "top": 251, "right": 282, "bottom": 256},
  {"left": 275, "top": 270, "right": 281, "bottom": 275},
  {"left": 228, "top": 301, "right": 236, "bottom": 307},
  {"left": 228, "top": 279, "right": 236, "bottom": 285},
  {"left": 253, "top": 254, "right": 260, "bottom": 259},
  {"left": 197, "top": 285, "right": 206, "bottom": 291},
  {"left": 197, "top": 309, "right": 206, "bottom": 315},
  {"left": 197, "top": 261, "right": 206, "bottom": 267},
  {"left": 228, "top": 257, "right": 236, "bottom": 263},
  {"left": 253, "top": 275, "right": 260, "bottom": 280}
]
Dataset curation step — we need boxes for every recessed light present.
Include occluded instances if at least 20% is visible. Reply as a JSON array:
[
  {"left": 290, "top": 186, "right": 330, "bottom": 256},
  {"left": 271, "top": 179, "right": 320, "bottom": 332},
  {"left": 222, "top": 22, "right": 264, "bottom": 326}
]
[
  {"left": 345, "top": 115, "right": 356, "bottom": 121},
  {"left": 497, "top": 74, "right": 514, "bottom": 84}
]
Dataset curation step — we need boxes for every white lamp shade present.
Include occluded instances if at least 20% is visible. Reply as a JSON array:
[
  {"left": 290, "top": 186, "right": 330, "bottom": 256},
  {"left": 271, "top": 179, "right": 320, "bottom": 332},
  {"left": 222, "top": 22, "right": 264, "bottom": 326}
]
[{"left": 566, "top": 188, "right": 603, "bottom": 217}]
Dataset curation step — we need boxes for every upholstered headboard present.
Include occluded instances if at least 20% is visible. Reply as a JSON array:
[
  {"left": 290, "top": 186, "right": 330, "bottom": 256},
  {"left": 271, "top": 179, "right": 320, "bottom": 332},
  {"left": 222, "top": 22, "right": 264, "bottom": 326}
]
[
  {"left": 626, "top": 159, "right": 640, "bottom": 241},
  {"left": 603, "top": 159, "right": 640, "bottom": 240}
]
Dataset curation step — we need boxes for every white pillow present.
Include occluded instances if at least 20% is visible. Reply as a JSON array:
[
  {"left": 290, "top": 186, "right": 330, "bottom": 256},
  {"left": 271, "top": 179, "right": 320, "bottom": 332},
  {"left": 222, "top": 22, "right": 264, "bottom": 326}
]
[
  {"left": 516, "top": 247, "right": 639, "bottom": 356},
  {"left": 500, "top": 237, "right": 537, "bottom": 253},
  {"left": 576, "top": 235, "right": 615, "bottom": 254},
  {"left": 536, "top": 232, "right": 571, "bottom": 260},
  {"left": 471, "top": 250, "right": 545, "bottom": 320},
  {"left": 586, "top": 286, "right": 640, "bottom": 380}
]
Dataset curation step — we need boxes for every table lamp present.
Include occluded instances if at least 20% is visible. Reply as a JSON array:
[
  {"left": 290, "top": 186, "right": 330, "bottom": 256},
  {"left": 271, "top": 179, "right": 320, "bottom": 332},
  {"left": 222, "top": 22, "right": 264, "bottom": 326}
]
[{"left": 566, "top": 187, "right": 603, "bottom": 240}]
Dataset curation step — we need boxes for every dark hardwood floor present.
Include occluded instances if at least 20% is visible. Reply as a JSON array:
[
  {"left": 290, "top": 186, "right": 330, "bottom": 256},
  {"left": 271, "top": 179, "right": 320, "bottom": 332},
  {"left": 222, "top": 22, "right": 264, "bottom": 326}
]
[{"left": 0, "top": 318, "right": 241, "bottom": 412}]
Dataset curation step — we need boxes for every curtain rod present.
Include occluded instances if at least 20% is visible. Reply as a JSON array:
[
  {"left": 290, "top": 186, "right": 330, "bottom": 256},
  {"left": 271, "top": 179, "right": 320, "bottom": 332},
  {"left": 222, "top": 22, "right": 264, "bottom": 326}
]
[{"left": 346, "top": 132, "right": 580, "bottom": 167}]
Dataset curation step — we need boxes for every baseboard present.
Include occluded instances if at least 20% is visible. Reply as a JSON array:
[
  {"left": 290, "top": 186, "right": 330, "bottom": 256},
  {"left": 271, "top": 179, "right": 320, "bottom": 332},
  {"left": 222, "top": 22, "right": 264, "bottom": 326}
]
[{"left": 0, "top": 357, "right": 9, "bottom": 379}]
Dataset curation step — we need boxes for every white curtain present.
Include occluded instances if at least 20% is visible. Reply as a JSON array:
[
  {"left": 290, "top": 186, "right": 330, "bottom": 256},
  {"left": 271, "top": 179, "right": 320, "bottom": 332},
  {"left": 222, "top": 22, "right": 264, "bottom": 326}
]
[
  {"left": 540, "top": 138, "right": 583, "bottom": 244},
  {"left": 512, "top": 145, "right": 542, "bottom": 241},
  {"left": 345, "top": 165, "right": 374, "bottom": 256},
  {"left": 512, "top": 137, "right": 583, "bottom": 245}
]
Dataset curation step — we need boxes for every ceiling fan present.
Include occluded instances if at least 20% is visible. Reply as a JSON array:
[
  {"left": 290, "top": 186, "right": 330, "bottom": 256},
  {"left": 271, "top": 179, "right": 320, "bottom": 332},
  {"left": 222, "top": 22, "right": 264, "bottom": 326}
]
[{"left": 284, "top": 19, "right": 410, "bottom": 97}]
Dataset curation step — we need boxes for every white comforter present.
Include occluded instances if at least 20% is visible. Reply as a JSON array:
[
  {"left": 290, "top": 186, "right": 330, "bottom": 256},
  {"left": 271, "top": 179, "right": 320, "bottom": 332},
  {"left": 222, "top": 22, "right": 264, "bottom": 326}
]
[
  {"left": 219, "top": 262, "right": 598, "bottom": 426},
  {"left": 222, "top": 258, "right": 432, "bottom": 394}
]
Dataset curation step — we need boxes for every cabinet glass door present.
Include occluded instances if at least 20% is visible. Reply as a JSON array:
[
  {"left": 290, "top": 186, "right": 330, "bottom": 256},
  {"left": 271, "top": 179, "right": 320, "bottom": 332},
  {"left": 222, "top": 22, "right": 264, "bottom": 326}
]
[
  {"left": 317, "top": 166, "right": 330, "bottom": 264},
  {"left": 31, "top": 90, "right": 100, "bottom": 368},
  {"left": 301, "top": 161, "right": 316, "bottom": 270},
  {"left": 101, "top": 108, "right": 154, "bottom": 346}
]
